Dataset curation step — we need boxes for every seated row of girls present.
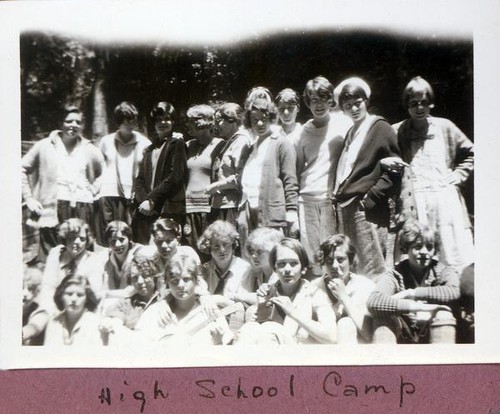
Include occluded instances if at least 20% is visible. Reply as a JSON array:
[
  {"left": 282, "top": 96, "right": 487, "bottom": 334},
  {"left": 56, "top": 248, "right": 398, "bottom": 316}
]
[
  {"left": 23, "top": 217, "right": 149, "bottom": 343},
  {"left": 35, "top": 215, "right": 464, "bottom": 346},
  {"left": 40, "top": 253, "right": 233, "bottom": 347}
]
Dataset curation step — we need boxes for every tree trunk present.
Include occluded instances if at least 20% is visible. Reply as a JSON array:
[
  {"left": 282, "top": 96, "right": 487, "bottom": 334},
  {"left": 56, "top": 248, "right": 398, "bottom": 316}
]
[{"left": 91, "top": 76, "right": 108, "bottom": 144}]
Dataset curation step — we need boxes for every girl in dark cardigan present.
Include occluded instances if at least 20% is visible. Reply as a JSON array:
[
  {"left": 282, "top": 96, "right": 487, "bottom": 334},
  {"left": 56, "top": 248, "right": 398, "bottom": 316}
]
[{"left": 331, "top": 77, "right": 401, "bottom": 278}]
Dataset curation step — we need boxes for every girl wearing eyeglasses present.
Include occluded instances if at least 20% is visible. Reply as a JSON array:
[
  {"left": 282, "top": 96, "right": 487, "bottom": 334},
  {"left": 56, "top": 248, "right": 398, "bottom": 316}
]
[{"left": 388, "top": 76, "right": 474, "bottom": 269}]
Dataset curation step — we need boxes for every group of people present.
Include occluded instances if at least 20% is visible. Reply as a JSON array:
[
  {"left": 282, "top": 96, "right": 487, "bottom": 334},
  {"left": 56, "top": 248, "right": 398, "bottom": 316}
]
[{"left": 21, "top": 74, "right": 475, "bottom": 347}]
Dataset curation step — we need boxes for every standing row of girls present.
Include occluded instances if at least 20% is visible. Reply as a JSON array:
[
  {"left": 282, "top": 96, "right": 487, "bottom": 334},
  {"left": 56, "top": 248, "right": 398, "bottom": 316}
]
[{"left": 21, "top": 74, "right": 474, "bottom": 345}]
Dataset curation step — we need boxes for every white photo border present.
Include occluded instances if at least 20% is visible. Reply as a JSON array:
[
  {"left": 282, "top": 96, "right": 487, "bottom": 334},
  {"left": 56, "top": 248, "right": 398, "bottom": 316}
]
[{"left": 1, "top": 0, "right": 499, "bottom": 369}]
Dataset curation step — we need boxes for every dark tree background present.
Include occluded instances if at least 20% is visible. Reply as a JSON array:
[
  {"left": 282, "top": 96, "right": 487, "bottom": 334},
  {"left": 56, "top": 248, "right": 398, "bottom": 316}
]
[
  {"left": 21, "top": 30, "right": 473, "bottom": 140},
  {"left": 20, "top": 29, "right": 473, "bottom": 210}
]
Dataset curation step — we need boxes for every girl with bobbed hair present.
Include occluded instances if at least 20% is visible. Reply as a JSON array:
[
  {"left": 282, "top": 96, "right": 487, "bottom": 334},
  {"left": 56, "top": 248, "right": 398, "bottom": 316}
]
[
  {"left": 139, "top": 217, "right": 201, "bottom": 295},
  {"left": 237, "top": 238, "right": 337, "bottom": 344},
  {"left": 275, "top": 88, "right": 303, "bottom": 144},
  {"left": 96, "top": 101, "right": 151, "bottom": 245},
  {"left": 22, "top": 218, "right": 106, "bottom": 344},
  {"left": 386, "top": 76, "right": 474, "bottom": 268},
  {"left": 99, "top": 254, "right": 163, "bottom": 337},
  {"left": 244, "top": 86, "right": 273, "bottom": 110},
  {"left": 99, "top": 220, "right": 144, "bottom": 297},
  {"left": 331, "top": 77, "right": 401, "bottom": 278},
  {"left": 245, "top": 227, "right": 285, "bottom": 289},
  {"left": 367, "top": 219, "right": 460, "bottom": 344},
  {"left": 198, "top": 220, "right": 254, "bottom": 304},
  {"left": 135, "top": 252, "right": 237, "bottom": 345},
  {"left": 295, "top": 76, "right": 352, "bottom": 277},
  {"left": 313, "top": 234, "right": 375, "bottom": 343},
  {"left": 21, "top": 104, "right": 104, "bottom": 261},
  {"left": 184, "top": 104, "right": 224, "bottom": 255},
  {"left": 206, "top": 102, "right": 252, "bottom": 226},
  {"left": 238, "top": 98, "right": 299, "bottom": 246},
  {"left": 44, "top": 274, "right": 103, "bottom": 346},
  {"left": 132, "top": 101, "right": 187, "bottom": 244}
]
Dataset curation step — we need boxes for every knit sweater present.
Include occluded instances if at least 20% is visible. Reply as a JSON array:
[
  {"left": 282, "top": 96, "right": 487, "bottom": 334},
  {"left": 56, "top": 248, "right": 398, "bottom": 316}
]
[
  {"left": 367, "top": 259, "right": 460, "bottom": 319},
  {"left": 134, "top": 135, "right": 187, "bottom": 215},
  {"left": 331, "top": 116, "right": 401, "bottom": 225},
  {"left": 22, "top": 131, "right": 104, "bottom": 227}
]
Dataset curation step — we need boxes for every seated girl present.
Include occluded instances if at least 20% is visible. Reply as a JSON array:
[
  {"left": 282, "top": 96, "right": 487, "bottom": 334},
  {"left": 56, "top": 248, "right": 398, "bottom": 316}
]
[
  {"left": 140, "top": 218, "right": 200, "bottom": 294},
  {"left": 198, "top": 220, "right": 254, "bottom": 305},
  {"left": 314, "top": 234, "right": 375, "bottom": 343},
  {"left": 101, "top": 255, "right": 162, "bottom": 333},
  {"left": 44, "top": 274, "right": 103, "bottom": 346},
  {"left": 367, "top": 219, "right": 460, "bottom": 344},
  {"left": 22, "top": 266, "right": 44, "bottom": 345},
  {"left": 22, "top": 218, "right": 106, "bottom": 344},
  {"left": 236, "top": 238, "right": 337, "bottom": 345},
  {"left": 99, "top": 220, "right": 144, "bottom": 298},
  {"left": 244, "top": 226, "right": 284, "bottom": 290},
  {"left": 135, "top": 252, "right": 237, "bottom": 345}
]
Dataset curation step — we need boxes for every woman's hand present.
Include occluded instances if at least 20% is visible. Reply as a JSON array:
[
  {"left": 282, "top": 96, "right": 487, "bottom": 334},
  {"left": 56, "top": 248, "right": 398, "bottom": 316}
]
[
  {"left": 445, "top": 170, "right": 465, "bottom": 186},
  {"left": 199, "top": 295, "right": 221, "bottom": 320},
  {"left": 327, "top": 278, "right": 347, "bottom": 300},
  {"left": 204, "top": 183, "right": 219, "bottom": 196},
  {"left": 286, "top": 210, "right": 300, "bottom": 239},
  {"left": 26, "top": 197, "right": 43, "bottom": 216},
  {"left": 270, "top": 296, "right": 295, "bottom": 316},
  {"left": 209, "top": 320, "right": 234, "bottom": 345},
  {"left": 392, "top": 289, "right": 416, "bottom": 300},
  {"left": 138, "top": 200, "right": 155, "bottom": 216},
  {"left": 380, "top": 156, "right": 409, "bottom": 173},
  {"left": 98, "top": 317, "right": 123, "bottom": 334},
  {"left": 22, "top": 324, "right": 38, "bottom": 344},
  {"left": 256, "top": 283, "right": 271, "bottom": 301},
  {"left": 410, "top": 302, "right": 452, "bottom": 314}
]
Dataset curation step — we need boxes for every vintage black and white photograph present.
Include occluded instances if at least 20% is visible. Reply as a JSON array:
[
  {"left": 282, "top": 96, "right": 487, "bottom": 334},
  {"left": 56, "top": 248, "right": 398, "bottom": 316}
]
[{"left": 2, "top": 0, "right": 499, "bottom": 368}]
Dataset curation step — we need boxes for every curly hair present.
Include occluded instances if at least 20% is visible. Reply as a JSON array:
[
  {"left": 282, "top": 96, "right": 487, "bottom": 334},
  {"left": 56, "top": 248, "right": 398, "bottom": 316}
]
[
  {"left": 186, "top": 104, "right": 215, "bottom": 129},
  {"left": 197, "top": 220, "right": 239, "bottom": 255},
  {"left": 165, "top": 252, "right": 201, "bottom": 283},
  {"left": 215, "top": 102, "right": 243, "bottom": 125},
  {"left": 244, "top": 86, "right": 273, "bottom": 110},
  {"left": 398, "top": 219, "right": 439, "bottom": 254},
  {"left": 125, "top": 254, "right": 161, "bottom": 285},
  {"left": 316, "top": 234, "right": 357, "bottom": 270},
  {"left": 58, "top": 218, "right": 94, "bottom": 250},
  {"left": 53, "top": 274, "right": 98, "bottom": 312},
  {"left": 246, "top": 227, "right": 285, "bottom": 255},
  {"left": 269, "top": 238, "right": 310, "bottom": 271}
]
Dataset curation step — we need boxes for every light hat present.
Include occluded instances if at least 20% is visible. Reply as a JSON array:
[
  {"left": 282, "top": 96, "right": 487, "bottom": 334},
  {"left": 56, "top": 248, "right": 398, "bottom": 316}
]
[{"left": 334, "top": 77, "right": 371, "bottom": 105}]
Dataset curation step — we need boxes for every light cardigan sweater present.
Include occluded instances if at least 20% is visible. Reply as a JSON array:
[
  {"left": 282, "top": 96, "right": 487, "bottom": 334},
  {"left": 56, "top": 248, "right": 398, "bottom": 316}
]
[
  {"left": 22, "top": 131, "right": 104, "bottom": 227},
  {"left": 392, "top": 116, "right": 474, "bottom": 227},
  {"left": 241, "top": 130, "right": 299, "bottom": 228}
]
